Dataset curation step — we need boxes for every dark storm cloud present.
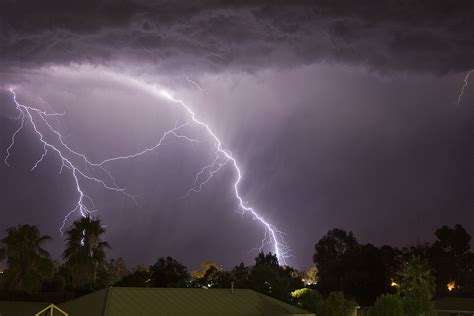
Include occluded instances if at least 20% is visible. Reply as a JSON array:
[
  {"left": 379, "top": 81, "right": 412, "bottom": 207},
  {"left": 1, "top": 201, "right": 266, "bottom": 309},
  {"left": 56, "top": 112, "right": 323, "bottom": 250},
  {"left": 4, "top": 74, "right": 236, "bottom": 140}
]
[{"left": 2, "top": 0, "right": 474, "bottom": 73}]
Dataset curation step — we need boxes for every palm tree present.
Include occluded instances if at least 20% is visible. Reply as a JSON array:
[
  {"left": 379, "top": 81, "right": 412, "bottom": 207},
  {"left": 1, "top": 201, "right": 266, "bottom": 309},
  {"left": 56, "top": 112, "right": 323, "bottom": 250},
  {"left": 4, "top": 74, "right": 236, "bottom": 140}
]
[
  {"left": 0, "top": 224, "right": 53, "bottom": 293},
  {"left": 63, "top": 216, "right": 110, "bottom": 289}
]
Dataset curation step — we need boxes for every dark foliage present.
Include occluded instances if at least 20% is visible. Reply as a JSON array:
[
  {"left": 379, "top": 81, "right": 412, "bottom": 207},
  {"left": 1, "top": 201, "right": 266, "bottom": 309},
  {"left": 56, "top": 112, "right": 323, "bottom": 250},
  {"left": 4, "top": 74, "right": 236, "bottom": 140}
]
[
  {"left": 314, "top": 225, "right": 474, "bottom": 306},
  {"left": 248, "top": 252, "right": 304, "bottom": 303},
  {"left": 313, "top": 228, "right": 395, "bottom": 305},
  {"left": 149, "top": 257, "right": 189, "bottom": 288},
  {"left": 114, "top": 266, "right": 151, "bottom": 287},
  {"left": 0, "top": 224, "right": 53, "bottom": 293},
  {"left": 0, "top": 220, "right": 473, "bottom": 309},
  {"left": 63, "top": 217, "right": 110, "bottom": 290}
]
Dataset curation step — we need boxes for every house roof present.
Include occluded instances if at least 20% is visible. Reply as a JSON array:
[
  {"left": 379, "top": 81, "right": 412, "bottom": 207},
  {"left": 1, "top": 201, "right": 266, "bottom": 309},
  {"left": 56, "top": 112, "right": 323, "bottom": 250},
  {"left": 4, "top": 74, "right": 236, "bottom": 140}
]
[
  {"left": 59, "top": 288, "right": 108, "bottom": 316},
  {"left": 0, "top": 301, "right": 50, "bottom": 316},
  {"left": 433, "top": 297, "right": 474, "bottom": 312},
  {"left": 59, "top": 287, "right": 314, "bottom": 316}
]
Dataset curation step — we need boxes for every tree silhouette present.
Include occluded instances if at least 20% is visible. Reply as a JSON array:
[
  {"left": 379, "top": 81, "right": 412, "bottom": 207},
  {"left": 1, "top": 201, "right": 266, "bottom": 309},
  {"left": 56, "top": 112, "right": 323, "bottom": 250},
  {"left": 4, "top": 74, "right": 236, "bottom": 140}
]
[
  {"left": 63, "top": 217, "right": 110, "bottom": 290},
  {"left": 429, "top": 224, "right": 472, "bottom": 297},
  {"left": 149, "top": 257, "right": 188, "bottom": 288},
  {"left": 249, "top": 252, "right": 303, "bottom": 303},
  {"left": 0, "top": 224, "right": 53, "bottom": 293},
  {"left": 313, "top": 228, "right": 392, "bottom": 305},
  {"left": 115, "top": 265, "right": 150, "bottom": 287},
  {"left": 230, "top": 263, "right": 250, "bottom": 289}
]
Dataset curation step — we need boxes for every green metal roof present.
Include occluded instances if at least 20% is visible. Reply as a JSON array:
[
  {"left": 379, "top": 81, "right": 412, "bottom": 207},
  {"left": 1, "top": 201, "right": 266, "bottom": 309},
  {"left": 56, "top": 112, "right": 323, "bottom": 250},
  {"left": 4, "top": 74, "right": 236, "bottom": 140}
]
[
  {"left": 59, "top": 288, "right": 108, "bottom": 316},
  {"left": 59, "top": 287, "right": 314, "bottom": 316},
  {"left": 0, "top": 301, "right": 50, "bottom": 316}
]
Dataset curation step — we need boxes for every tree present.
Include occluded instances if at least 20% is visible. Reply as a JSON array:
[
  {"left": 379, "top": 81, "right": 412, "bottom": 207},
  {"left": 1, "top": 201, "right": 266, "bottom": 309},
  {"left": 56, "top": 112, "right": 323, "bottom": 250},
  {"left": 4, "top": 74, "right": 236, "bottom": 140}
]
[
  {"left": 429, "top": 225, "right": 472, "bottom": 297},
  {"left": 313, "top": 228, "right": 359, "bottom": 268},
  {"left": 248, "top": 252, "right": 303, "bottom": 303},
  {"left": 255, "top": 252, "right": 279, "bottom": 266},
  {"left": 42, "top": 260, "right": 66, "bottom": 292},
  {"left": 369, "top": 294, "right": 404, "bottom": 316},
  {"left": 321, "top": 292, "right": 357, "bottom": 316},
  {"left": 108, "top": 257, "right": 129, "bottom": 284},
  {"left": 195, "top": 266, "right": 233, "bottom": 288},
  {"left": 96, "top": 257, "right": 129, "bottom": 288},
  {"left": 344, "top": 243, "right": 393, "bottom": 305},
  {"left": 190, "top": 261, "right": 232, "bottom": 288},
  {"left": 0, "top": 224, "right": 53, "bottom": 293},
  {"left": 291, "top": 288, "right": 322, "bottom": 312},
  {"left": 191, "top": 260, "right": 220, "bottom": 279},
  {"left": 434, "top": 225, "right": 471, "bottom": 256},
  {"left": 230, "top": 263, "right": 250, "bottom": 288},
  {"left": 292, "top": 288, "right": 355, "bottom": 316},
  {"left": 458, "top": 252, "right": 474, "bottom": 297},
  {"left": 63, "top": 217, "right": 110, "bottom": 290},
  {"left": 149, "top": 257, "right": 188, "bottom": 288},
  {"left": 397, "top": 257, "right": 435, "bottom": 316},
  {"left": 313, "top": 229, "right": 393, "bottom": 305},
  {"left": 313, "top": 229, "right": 359, "bottom": 295},
  {"left": 380, "top": 245, "right": 403, "bottom": 285},
  {"left": 115, "top": 265, "right": 150, "bottom": 287}
]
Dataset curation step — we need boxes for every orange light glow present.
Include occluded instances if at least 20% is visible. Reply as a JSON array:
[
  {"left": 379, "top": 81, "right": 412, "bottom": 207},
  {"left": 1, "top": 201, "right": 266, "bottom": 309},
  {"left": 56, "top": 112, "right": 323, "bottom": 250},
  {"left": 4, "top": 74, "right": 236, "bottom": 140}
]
[{"left": 447, "top": 281, "right": 456, "bottom": 292}]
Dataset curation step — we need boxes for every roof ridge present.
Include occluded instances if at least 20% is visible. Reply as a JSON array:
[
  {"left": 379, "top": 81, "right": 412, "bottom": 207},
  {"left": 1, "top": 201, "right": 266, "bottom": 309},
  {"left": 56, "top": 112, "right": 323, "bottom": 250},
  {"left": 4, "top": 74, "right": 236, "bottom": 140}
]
[
  {"left": 110, "top": 287, "right": 250, "bottom": 291},
  {"left": 102, "top": 287, "right": 113, "bottom": 316}
]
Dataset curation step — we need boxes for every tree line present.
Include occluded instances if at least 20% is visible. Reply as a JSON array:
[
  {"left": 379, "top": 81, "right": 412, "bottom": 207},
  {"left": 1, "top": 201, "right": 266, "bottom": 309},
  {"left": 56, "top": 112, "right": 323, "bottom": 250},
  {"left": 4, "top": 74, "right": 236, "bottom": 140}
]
[{"left": 0, "top": 218, "right": 472, "bottom": 316}]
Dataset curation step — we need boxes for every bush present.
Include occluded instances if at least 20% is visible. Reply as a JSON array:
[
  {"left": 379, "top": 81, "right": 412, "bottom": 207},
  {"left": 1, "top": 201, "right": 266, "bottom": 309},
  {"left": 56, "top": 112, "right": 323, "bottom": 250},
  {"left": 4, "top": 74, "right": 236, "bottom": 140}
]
[
  {"left": 322, "top": 291, "right": 357, "bottom": 316},
  {"left": 291, "top": 288, "right": 322, "bottom": 312},
  {"left": 369, "top": 294, "right": 404, "bottom": 316},
  {"left": 292, "top": 289, "right": 356, "bottom": 316}
]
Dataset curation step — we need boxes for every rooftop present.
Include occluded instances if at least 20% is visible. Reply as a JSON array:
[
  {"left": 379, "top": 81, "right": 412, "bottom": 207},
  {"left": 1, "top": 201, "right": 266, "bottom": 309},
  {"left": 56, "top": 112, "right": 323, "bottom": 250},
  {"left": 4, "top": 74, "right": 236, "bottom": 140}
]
[{"left": 59, "top": 287, "right": 314, "bottom": 316}]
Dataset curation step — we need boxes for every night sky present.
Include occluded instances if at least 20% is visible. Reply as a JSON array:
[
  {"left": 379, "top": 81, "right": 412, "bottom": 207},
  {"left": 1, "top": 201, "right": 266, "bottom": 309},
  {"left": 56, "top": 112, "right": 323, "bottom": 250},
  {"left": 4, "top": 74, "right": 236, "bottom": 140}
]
[{"left": 1, "top": 0, "right": 474, "bottom": 270}]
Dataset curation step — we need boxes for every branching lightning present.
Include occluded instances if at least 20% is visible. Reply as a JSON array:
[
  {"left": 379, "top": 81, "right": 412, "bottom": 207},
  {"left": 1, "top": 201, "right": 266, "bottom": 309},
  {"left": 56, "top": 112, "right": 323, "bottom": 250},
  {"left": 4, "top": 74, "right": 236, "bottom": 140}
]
[
  {"left": 457, "top": 69, "right": 473, "bottom": 104},
  {"left": 4, "top": 73, "right": 289, "bottom": 265},
  {"left": 159, "top": 87, "right": 289, "bottom": 265},
  {"left": 5, "top": 88, "right": 133, "bottom": 233},
  {"left": 185, "top": 76, "right": 206, "bottom": 101}
]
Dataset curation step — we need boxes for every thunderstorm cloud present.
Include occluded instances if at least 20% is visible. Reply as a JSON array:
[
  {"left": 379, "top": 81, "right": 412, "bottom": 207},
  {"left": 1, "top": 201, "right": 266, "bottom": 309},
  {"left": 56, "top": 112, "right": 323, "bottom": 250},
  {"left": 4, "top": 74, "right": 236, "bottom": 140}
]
[{"left": 2, "top": 0, "right": 474, "bottom": 74}]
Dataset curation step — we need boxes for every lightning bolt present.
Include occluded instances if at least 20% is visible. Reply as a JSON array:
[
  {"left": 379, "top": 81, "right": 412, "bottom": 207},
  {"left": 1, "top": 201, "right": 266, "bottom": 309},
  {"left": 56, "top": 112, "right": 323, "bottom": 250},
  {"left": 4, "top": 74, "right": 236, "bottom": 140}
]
[
  {"left": 457, "top": 69, "right": 473, "bottom": 105},
  {"left": 185, "top": 76, "right": 206, "bottom": 101},
  {"left": 4, "top": 72, "right": 289, "bottom": 265},
  {"left": 4, "top": 88, "right": 133, "bottom": 234},
  {"left": 158, "top": 88, "right": 289, "bottom": 265}
]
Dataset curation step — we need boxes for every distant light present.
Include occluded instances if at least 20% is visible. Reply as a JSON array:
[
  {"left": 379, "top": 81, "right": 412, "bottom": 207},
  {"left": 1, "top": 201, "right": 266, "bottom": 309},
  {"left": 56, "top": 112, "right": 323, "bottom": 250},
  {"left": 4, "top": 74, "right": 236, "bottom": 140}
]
[
  {"left": 301, "top": 278, "right": 314, "bottom": 286},
  {"left": 391, "top": 280, "right": 399, "bottom": 287},
  {"left": 447, "top": 281, "right": 456, "bottom": 292}
]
